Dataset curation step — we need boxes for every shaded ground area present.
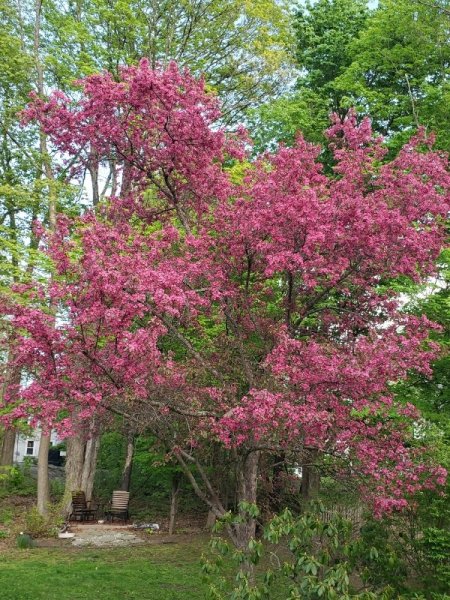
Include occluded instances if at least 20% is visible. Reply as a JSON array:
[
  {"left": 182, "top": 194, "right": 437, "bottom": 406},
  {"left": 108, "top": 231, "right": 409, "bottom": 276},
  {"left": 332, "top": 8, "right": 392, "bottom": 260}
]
[{"left": 0, "top": 534, "right": 210, "bottom": 600}]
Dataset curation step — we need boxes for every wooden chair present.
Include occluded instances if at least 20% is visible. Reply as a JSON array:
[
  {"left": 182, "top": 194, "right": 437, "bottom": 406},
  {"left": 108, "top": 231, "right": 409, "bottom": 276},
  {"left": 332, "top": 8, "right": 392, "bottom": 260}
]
[
  {"left": 70, "top": 491, "right": 97, "bottom": 522},
  {"left": 105, "top": 490, "right": 130, "bottom": 523}
]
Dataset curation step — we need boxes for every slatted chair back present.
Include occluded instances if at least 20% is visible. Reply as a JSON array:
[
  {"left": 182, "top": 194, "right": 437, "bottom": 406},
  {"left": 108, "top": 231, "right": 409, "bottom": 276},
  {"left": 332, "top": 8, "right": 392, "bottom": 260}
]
[
  {"left": 111, "top": 490, "right": 130, "bottom": 512},
  {"left": 70, "top": 490, "right": 97, "bottom": 521},
  {"left": 72, "top": 491, "right": 88, "bottom": 512}
]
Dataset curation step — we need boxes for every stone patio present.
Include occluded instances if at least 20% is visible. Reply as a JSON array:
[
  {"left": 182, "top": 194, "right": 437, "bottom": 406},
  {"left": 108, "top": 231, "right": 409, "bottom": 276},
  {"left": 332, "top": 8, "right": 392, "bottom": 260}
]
[{"left": 69, "top": 523, "right": 145, "bottom": 547}]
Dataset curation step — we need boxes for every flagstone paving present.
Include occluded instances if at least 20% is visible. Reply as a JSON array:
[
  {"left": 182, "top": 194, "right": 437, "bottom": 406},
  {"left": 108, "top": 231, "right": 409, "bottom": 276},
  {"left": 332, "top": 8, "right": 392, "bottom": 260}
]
[{"left": 70, "top": 523, "right": 145, "bottom": 547}]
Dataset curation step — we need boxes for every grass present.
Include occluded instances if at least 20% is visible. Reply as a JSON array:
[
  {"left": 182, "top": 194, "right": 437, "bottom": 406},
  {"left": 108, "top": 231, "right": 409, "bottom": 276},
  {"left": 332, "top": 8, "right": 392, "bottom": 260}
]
[{"left": 0, "top": 536, "right": 209, "bottom": 600}]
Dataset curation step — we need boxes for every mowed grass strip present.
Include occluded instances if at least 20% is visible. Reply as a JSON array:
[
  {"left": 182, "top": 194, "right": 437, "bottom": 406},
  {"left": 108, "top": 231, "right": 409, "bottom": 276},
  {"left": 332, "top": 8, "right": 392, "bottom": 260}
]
[{"left": 0, "top": 536, "right": 209, "bottom": 600}]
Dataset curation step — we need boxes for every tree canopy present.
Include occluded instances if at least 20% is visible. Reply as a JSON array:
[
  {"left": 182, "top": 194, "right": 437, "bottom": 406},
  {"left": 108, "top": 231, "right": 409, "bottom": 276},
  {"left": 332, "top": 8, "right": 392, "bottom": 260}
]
[{"left": 1, "top": 64, "right": 448, "bottom": 533}]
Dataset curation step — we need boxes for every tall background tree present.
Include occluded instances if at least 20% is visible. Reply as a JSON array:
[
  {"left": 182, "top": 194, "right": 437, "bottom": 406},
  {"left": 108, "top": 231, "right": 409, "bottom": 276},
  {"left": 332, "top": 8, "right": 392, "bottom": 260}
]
[
  {"left": 248, "top": 0, "right": 369, "bottom": 152},
  {"left": 250, "top": 0, "right": 450, "bottom": 155},
  {"left": 336, "top": 0, "right": 450, "bottom": 152}
]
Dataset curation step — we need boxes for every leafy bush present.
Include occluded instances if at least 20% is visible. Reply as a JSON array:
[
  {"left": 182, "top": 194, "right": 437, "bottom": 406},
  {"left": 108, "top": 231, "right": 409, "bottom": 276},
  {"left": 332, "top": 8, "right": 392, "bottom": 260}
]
[
  {"left": 24, "top": 505, "right": 64, "bottom": 538},
  {"left": 351, "top": 519, "right": 408, "bottom": 593},
  {"left": 420, "top": 527, "right": 450, "bottom": 592},
  {"left": 0, "top": 462, "right": 36, "bottom": 498},
  {"left": 50, "top": 478, "right": 65, "bottom": 500},
  {"left": 203, "top": 502, "right": 393, "bottom": 599},
  {"left": 351, "top": 507, "right": 450, "bottom": 597}
]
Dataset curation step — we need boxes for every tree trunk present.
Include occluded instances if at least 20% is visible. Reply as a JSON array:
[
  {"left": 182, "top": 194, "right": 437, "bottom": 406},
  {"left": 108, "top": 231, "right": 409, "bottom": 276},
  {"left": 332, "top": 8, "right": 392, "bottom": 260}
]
[
  {"left": 218, "top": 447, "right": 232, "bottom": 511},
  {"left": 81, "top": 435, "right": 100, "bottom": 501},
  {"left": 63, "top": 428, "right": 100, "bottom": 515},
  {"left": 300, "top": 449, "right": 320, "bottom": 502},
  {"left": 120, "top": 434, "right": 134, "bottom": 492},
  {"left": 65, "top": 434, "right": 85, "bottom": 492},
  {"left": 0, "top": 357, "right": 22, "bottom": 466},
  {"left": 120, "top": 161, "right": 133, "bottom": 196},
  {"left": 205, "top": 510, "right": 216, "bottom": 529},
  {"left": 168, "top": 473, "right": 181, "bottom": 535},
  {"left": 205, "top": 445, "right": 232, "bottom": 528},
  {"left": 0, "top": 428, "right": 16, "bottom": 466},
  {"left": 110, "top": 160, "right": 118, "bottom": 196},
  {"left": 88, "top": 151, "right": 99, "bottom": 206},
  {"left": 233, "top": 451, "right": 260, "bottom": 551},
  {"left": 37, "top": 432, "right": 51, "bottom": 516},
  {"left": 173, "top": 447, "right": 259, "bottom": 557},
  {"left": 34, "top": 0, "right": 54, "bottom": 519}
]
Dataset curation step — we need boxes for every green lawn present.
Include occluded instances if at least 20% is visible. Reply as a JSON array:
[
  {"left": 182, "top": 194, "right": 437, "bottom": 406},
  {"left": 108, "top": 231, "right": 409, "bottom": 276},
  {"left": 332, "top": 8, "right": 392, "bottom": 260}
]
[{"left": 0, "top": 537, "right": 209, "bottom": 600}]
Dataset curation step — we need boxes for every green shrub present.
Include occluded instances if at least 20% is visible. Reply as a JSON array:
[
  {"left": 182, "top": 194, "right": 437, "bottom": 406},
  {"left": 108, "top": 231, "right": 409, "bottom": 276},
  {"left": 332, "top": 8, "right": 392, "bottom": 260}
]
[
  {"left": 203, "top": 502, "right": 393, "bottom": 599},
  {"left": 24, "top": 505, "right": 64, "bottom": 538},
  {"left": 351, "top": 519, "right": 408, "bottom": 592},
  {"left": 16, "top": 532, "right": 35, "bottom": 549},
  {"left": 0, "top": 463, "right": 36, "bottom": 498},
  {"left": 351, "top": 509, "right": 450, "bottom": 597},
  {"left": 24, "top": 507, "right": 50, "bottom": 537},
  {"left": 50, "top": 478, "right": 65, "bottom": 500},
  {"left": 420, "top": 527, "right": 450, "bottom": 592}
]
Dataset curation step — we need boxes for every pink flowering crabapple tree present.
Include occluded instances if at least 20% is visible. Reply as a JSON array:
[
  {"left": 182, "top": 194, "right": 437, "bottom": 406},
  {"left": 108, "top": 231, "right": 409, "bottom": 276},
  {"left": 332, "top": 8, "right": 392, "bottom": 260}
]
[{"left": 1, "top": 60, "right": 449, "bottom": 549}]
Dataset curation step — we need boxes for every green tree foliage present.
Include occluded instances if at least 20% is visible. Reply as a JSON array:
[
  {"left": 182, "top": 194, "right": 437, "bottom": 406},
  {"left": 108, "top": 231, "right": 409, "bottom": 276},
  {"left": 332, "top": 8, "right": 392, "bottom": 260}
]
[
  {"left": 0, "top": 0, "right": 80, "bottom": 296},
  {"left": 251, "top": 0, "right": 450, "bottom": 155},
  {"left": 246, "top": 89, "right": 330, "bottom": 154},
  {"left": 94, "top": 433, "right": 200, "bottom": 519},
  {"left": 336, "top": 0, "right": 450, "bottom": 151},
  {"left": 38, "top": 0, "right": 295, "bottom": 121},
  {"left": 0, "top": 1, "right": 39, "bottom": 290},
  {"left": 295, "top": 0, "right": 369, "bottom": 115},
  {"left": 248, "top": 0, "right": 369, "bottom": 152}
]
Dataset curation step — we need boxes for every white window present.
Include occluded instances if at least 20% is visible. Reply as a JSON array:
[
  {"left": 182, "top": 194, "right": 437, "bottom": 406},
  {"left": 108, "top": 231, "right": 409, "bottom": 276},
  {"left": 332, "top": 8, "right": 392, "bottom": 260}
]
[{"left": 26, "top": 440, "right": 34, "bottom": 456}]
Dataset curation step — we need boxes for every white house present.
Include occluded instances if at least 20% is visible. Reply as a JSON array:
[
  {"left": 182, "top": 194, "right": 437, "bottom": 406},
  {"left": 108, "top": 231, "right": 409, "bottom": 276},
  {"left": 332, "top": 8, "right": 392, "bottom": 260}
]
[{"left": 14, "top": 429, "right": 61, "bottom": 463}]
